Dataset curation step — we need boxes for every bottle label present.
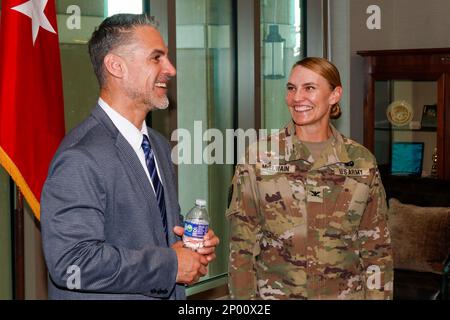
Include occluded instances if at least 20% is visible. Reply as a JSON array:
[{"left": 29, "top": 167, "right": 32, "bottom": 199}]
[{"left": 184, "top": 221, "right": 209, "bottom": 238}]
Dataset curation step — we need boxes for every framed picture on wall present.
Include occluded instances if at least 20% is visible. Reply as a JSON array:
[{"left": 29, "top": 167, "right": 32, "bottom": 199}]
[
  {"left": 421, "top": 104, "right": 437, "bottom": 128},
  {"left": 390, "top": 142, "right": 424, "bottom": 176}
]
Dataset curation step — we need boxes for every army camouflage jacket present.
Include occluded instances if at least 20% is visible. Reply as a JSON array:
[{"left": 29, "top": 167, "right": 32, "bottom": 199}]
[{"left": 226, "top": 121, "right": 393, "bottom": 300}]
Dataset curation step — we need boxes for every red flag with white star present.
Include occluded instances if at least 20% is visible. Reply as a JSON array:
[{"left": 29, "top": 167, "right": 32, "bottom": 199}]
[{"left": 0, "top": 0, "right": 65, "bottom": 220}]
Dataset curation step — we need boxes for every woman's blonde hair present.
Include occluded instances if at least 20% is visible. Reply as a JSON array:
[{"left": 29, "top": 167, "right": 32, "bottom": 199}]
[{"left": 293, "top": 57, "right": 342, "bottom": 119}]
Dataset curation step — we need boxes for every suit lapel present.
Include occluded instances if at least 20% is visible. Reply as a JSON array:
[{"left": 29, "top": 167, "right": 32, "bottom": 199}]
[{"left": 91, "top": 105, "right": 168, "bottom": 245}]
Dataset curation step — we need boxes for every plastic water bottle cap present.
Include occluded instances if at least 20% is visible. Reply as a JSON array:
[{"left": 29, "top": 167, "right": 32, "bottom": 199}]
[{"left": 195, "top": 199, "right": 207, "bottom": 207}]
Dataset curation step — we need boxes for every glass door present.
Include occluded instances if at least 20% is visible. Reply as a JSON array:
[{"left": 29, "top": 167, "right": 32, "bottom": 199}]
[
  {"left": 174, "top": 0, "right": 235, "bottom": 291},
  {"left": 261, "top": 0, "right": 305, "bottom": 131}
]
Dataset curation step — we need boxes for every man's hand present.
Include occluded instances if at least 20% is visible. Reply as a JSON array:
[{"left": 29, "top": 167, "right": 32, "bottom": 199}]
[
  {"left": 197, "top": 228, "right": 219, "bottom": 262},
  {"left": 172, "top": 241, "right": 208, "bottom": 285},
  {"left": 171, "top": 226, "right": 220, "bottom": 285},
  {"left": 173, "top": 226, "right": 220, "bottom": 262}
]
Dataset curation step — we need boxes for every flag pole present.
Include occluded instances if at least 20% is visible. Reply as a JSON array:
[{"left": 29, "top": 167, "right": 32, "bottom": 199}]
[{"left": 14, "top": 186, "right": 25, "bottom": 300}]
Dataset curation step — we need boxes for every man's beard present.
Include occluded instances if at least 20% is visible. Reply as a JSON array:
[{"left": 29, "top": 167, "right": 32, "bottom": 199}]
[
  {"left": 151, "top": 95, "right": 169, "bottom": 110},
  {"left": 124, "top": 85, "right": 169, "bottom": 110}
]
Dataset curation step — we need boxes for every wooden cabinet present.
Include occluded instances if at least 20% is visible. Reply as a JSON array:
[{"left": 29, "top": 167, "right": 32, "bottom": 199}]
[{"left": 357, "top": 48, "right": 450, "bottom": 180}]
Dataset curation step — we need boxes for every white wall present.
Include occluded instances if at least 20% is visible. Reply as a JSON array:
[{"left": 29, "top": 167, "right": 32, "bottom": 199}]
[{"left": 330, "top": 0, "right": 450, "bottom": 144}]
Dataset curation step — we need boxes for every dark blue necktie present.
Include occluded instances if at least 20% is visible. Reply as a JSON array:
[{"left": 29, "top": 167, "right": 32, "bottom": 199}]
[{"left": 142, "top": 134, "right": 168, "bottom": 243}]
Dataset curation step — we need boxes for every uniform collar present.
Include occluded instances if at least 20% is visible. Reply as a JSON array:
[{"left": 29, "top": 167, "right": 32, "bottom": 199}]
[{"left": 283, "top": 120, "right": 352, "bottom": 168}]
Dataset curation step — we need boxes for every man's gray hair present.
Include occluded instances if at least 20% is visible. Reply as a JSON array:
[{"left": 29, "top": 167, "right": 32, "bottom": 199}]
[{"left": 88, "top": 14, "right": 159, "bottom": 87}]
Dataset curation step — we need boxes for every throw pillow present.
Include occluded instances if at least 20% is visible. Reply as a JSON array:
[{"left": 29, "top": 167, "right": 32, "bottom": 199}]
[{"left": 387, "top": 198, "right": 450, "bottom": 274}]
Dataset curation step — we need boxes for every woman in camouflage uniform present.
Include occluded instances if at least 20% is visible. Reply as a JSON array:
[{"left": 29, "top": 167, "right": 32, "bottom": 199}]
[{"left": 226, "top": 57, "right": 393, "bottom": 300}]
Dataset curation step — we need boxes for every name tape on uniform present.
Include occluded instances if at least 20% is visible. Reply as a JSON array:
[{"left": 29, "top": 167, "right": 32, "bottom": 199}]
[{"left": 257, "top": 163, "right": 296, "bottom": 175}]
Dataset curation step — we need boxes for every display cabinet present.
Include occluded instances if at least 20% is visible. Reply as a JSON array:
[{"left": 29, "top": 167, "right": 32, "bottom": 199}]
[{"left": 357, "top": 48, "right": 450, "bottom": 180}]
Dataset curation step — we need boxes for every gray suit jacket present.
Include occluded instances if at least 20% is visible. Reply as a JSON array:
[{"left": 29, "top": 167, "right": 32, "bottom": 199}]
[{"left": 40, "top": 105, "right": 186, "bottom": 300}]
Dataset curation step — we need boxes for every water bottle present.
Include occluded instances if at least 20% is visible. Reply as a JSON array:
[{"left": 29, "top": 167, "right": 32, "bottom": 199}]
[{"left": 183, "top": 199, "right": 209, "bottom": 251}]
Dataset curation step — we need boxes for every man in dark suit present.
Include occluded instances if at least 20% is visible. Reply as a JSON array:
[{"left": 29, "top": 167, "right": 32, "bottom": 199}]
[{"left": 40, "top": 14, "right": 219, "bottom": 300}]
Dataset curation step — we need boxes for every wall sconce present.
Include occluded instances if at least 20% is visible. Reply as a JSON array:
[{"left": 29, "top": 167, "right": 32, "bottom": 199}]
[{"left": 263, "top": 25, "right": 285, "bottom": 80}]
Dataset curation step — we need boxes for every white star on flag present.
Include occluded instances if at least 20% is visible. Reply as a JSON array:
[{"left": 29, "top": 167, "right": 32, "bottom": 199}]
[{"left": 11, "top": 0, "right": 57, "bottom": 45}]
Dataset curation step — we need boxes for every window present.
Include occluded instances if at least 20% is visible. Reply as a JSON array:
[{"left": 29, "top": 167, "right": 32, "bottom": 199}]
[
  {"left": 106, "top": 0, "right": 143, "bottom": 16},
  {"left": 261, "top": 0, "right": 305, "bottom": 131}
]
